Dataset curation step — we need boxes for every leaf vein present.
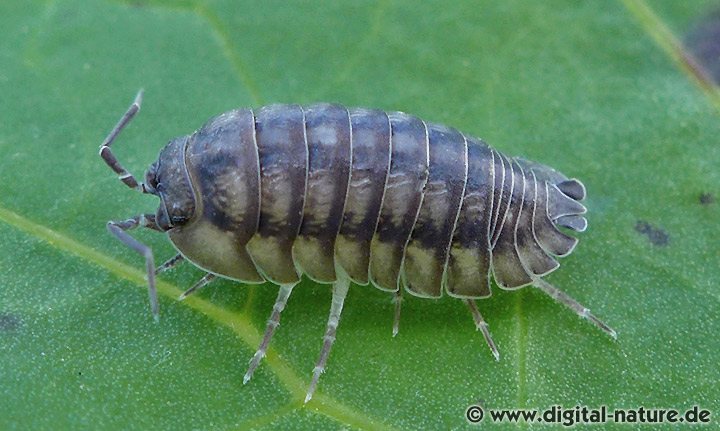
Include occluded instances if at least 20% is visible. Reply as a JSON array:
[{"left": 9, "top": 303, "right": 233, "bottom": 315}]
[
  {"left": 0, "top": 205, "right": 394, "bottom": 431},
  {"left": 620, "top": 0, "right": 720, "bottom": 113},
  {"left": 107, "top": 0, "right": 263, "bottom": 105}
]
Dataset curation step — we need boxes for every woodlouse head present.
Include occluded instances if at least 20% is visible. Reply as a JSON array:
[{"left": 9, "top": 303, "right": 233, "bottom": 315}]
[{"left": 146, "top": 136, "right": 196, "bottom": 231}]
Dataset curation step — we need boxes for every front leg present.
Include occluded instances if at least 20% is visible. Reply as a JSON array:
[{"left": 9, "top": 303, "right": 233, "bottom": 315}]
[{"left": 107, "top": 214, "right": 162, "bottom": 320}]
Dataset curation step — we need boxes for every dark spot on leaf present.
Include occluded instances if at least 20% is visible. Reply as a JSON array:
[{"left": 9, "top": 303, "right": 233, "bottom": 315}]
[
  {"left": 699, "top": 192, "right": 715, "bottom": 205},
  {"left": 684, "top": 8, "right": 720, "bottom": 84},
  {"left": 635, "top": 220, "right": 670, "bottom": 247},
  {"left": 0, "top": 313, "right": 22, "bottom": 332},
  {"left": 78, "top": 371, "right": 83, "bottom": 376}
]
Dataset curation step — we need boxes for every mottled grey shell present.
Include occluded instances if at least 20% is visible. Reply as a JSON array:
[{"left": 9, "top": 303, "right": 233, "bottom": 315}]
[{"left": 162, "top": 103, "right": 587, "bottom": 299}]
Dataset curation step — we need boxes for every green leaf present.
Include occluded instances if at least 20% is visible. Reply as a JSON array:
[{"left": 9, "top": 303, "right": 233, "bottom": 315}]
[{"left": 1, "top": 0, "right": 718, "bottom": 429}]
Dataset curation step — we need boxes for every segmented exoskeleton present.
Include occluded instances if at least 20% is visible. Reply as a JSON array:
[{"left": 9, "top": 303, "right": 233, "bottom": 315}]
[{"left": 100, "top": 91, "right": 615, "bottom": 402}]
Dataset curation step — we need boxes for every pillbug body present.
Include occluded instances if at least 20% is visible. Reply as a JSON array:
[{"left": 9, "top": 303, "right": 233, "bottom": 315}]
[{"left": 101, "top": 91, "right": 615, "bottom": 402}]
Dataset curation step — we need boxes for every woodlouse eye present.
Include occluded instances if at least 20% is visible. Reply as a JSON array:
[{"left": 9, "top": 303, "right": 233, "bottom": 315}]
[
  {"left": 171, "top": 216, "right": 188, "bottom": 225},
  {"left": 144, "top": 165, "right": 159, "bottom": 193}
]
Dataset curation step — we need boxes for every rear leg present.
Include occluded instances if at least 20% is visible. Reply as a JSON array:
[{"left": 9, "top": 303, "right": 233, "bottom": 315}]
[
  {"left": 305, "top": 274, "right": 351, "bottom": 403},
  {"left": 107, "top": 214, "right": 162, "bottom": 320},
  {"left": 533, "top": 277, "right": 616, "bottom": 339},
  {"left": 392, "top": 288, "right": 403, "bottom": 337},
  {"left": 465, "top": 299, "right": 500, "bottom": 361},
  {"left": 243, "top": 283, "right": 297, "bottom": 384}
]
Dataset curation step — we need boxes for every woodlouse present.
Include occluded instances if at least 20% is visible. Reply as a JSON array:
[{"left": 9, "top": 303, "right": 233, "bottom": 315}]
[{"left": 100, "top": 91, "right": 616, "bottom": 402}]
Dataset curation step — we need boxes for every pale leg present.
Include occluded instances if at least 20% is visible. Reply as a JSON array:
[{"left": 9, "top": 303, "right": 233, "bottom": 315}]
[
  {"left": 533, "top": 277, "right": 617, "bottom": 339},
  {"left": 155, "top": 254, "right": 184, "bottom": 275},
  {"left": 392, "top": 288, "right": 403, "bottom": 337},
  {"left": 178, "top": 273, "right": 217, "bottom": 300},
  {"left": 465, "top": 299, "right": 500, "bottom": 361},
  {"left": 305, "top": 275, "right": 350, "bottom": 403},
  {"left": 243, "top": 283, "right": 297, "bottom": 384}
]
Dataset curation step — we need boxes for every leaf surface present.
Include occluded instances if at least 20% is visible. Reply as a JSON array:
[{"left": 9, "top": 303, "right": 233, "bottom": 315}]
[{"left": 0, "top": 1, "right": 718, "bottom": 429}]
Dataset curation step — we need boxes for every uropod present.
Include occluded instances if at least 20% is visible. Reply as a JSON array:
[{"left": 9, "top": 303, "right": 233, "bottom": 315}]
[{"left": 100, "top": 91, "right": 616, "bottom": 402}]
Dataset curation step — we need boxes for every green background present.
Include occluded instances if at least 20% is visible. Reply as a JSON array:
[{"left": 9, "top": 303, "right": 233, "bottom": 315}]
[{"left": 0, "top": 0, "right": 718, "bottom": 429}]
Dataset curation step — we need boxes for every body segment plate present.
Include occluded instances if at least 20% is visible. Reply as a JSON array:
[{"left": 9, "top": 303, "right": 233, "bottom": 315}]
[
  {"left": 335, "top": 108, "right": 392, "bottom": 284},
  {"left": 169, "top": 109, "right": 263, "bottom": 282},
  {"left": 403, "top": 123, "right": 468, "bottom": 298},
  {"left": 247, "top": 104, "right": 308, "bottom": 284},
  {"left": 446, "top": 137, "right": 494, "bottom": 298},
  {"left": 369, "top": 112, "right": 429, "bottom": 292},
  {"left": 294, "top": 104, "right": 352, "bottom": 283}
]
